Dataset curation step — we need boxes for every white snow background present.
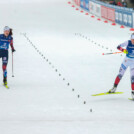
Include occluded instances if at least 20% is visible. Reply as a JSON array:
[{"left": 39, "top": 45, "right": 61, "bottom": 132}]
[{"left": 0, "top": 0, "right": 134, "bottom": 134}]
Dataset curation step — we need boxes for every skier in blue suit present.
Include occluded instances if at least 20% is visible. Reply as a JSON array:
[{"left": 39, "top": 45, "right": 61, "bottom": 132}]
[{"left": 0, "top": 26, "right": 15, "bottom": 86}]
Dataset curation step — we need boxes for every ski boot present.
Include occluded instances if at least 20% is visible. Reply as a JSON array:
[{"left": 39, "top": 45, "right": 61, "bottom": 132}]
[
  {"left": 109, "top": 84, "right": 117, "bottom": 93},
  {"left": 3, "top": 77, "right": 7, "bottom": 85},
  {"left": 3, "top": 78, "right": 7, "bottom": 85},
  {"left": 131, "top": 91, "right": 134, "bottom": 100},
  {"left": 3, "top": 77, "right": 9, "bottom": 89}
]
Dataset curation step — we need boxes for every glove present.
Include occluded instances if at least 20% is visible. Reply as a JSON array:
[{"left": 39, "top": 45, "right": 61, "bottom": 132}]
[
  {"left": 12, "top": 49, "right": 16, "bottom": 53},
  {"left": 123, "top": 49, "right": 128, "bottom": 54}
]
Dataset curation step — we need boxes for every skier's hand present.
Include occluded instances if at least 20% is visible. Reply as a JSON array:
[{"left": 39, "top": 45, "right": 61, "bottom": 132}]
[
  {"left": 12, "top": 49, "right": 16, "bottom": 52},
  {"left": 123, "top": 49, "right": 128, "bottom": 54}
]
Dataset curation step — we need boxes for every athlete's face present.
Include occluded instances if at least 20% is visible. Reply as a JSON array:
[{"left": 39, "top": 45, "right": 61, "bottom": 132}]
[
  {"left": 4, "top": 30, "right": 10, "bottom": 37},
  {"left": 131, "top": 39, "right": 134, "bottom": 45}
]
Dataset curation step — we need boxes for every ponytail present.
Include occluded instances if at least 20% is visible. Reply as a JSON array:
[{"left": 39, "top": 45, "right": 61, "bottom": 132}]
[{"left": 9, "top": 28, "right": 13, "bottom": 36}]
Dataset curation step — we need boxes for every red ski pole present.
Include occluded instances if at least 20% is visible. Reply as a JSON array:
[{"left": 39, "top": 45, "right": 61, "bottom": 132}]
[{"left": 102, "top": 52, "right": 123, "bottom": 55}]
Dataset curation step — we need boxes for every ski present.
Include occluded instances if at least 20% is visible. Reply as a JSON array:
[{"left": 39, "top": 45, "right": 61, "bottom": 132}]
[
  {"left": 128, "top": 98, "right": 134, "bottom": 101},
  {"left": 92, "top": 92, "right": 123, "bottom": 96},
  {"left": 3, "top": 84, "right": 9, "bottom": 89}
]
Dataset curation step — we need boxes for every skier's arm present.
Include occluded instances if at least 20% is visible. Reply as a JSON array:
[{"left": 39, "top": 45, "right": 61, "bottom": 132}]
[
  {"left": 117, "top": 41, "right": 128, "bottom": 52},
  {"left": 10, "top": 39, "right": 15, "bottom": 52}
]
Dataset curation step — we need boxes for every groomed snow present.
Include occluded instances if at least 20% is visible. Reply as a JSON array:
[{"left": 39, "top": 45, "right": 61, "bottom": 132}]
[{"left": 0, "top": 0, "right": 134, "bottom": 134}]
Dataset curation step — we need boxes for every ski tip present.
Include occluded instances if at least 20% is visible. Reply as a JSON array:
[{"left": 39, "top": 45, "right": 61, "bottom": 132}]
[
  {"left": 5, "top": 86, "right": 9, "bottom": 89},
  {"left": 128, "top": 98, "right": 134, "bottom": 101},
  {"left": 3, "top": 84, "right": 9, "bottom": 89},
  {"left": 92, "top": 95, "right": 97, "bottom": 96}
]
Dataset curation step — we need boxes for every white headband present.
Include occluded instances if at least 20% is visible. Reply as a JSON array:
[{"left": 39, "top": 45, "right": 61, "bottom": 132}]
[{"left": 4, "top": 26, "right": 10, "bottom": 32}]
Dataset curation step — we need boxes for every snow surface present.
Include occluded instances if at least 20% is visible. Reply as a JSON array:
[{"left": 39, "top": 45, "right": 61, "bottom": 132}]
[{"left": 0, "top": 0, "right": 134, "bottom": 134}]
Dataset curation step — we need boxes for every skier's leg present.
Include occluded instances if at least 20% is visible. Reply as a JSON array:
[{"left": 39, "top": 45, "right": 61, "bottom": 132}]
[
  {"left": 2, "top": 63, "right": 7, "bottom": 82},
  {"left": 130, "top": 65, "right": 134, "bottom": 99},
  {"left": 130, "top": 67, "right": 134, "bottom": 91},
  {"left": 2, "top": 56, "right": 8, "bottom": 85},
  {"left": 115, "top": 59, "right": 128, "bottom": 86},
  {"left": 109, "top": 59, "right": 128, "bottom": 93},
  {"left": 114, "top": 66, "right": 127, "bottom": 87}
]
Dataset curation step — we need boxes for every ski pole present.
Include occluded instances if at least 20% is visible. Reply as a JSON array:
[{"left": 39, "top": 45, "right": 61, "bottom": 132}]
[
  {"left": 12, "top": 52, "right": 14, "bottom": 77},
  {"left": 102, "top": 52, "right": 123, "bottom": 55}
]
